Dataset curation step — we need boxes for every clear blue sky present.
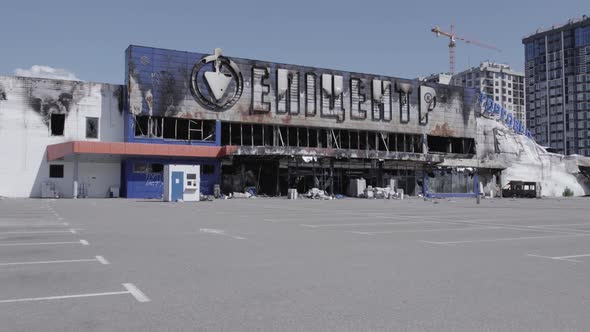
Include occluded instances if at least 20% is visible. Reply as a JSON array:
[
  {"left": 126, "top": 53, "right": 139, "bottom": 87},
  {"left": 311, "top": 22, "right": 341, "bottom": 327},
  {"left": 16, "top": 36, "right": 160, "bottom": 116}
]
[{"left": 1, "top": 0, "right": 588, "bottom": 84}]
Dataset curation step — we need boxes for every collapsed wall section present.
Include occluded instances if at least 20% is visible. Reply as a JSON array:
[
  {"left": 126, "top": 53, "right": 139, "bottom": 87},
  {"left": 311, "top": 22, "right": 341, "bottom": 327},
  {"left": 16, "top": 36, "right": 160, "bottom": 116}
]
[{"left": 475, "top": 117, "right": 590, "bottom": 196}]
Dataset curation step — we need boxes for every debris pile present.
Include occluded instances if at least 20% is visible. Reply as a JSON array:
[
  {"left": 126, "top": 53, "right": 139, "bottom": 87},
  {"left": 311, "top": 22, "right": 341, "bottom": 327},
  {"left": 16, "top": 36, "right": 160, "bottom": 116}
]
[
  {"left": 303, "top": 188, "right": 332, "bottom": 200},
  {"left": 361, "top": 186, "right": 404, "bottom": 199},
  {"left": 229, "top": 191, "right": 256, "bottom": 199}
]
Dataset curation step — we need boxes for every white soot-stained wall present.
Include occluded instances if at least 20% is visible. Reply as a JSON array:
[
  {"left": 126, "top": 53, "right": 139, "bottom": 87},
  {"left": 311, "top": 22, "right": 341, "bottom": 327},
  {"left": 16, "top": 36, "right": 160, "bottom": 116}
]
[{"left": 0, "top": 76, "right": 125, "bottom": 197}]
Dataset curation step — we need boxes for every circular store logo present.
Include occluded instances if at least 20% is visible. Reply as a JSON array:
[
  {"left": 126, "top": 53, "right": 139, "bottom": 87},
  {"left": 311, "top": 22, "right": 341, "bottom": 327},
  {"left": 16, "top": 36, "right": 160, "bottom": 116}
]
[{"left": 190, "top": 48, "right": 243, "bottom": 111}]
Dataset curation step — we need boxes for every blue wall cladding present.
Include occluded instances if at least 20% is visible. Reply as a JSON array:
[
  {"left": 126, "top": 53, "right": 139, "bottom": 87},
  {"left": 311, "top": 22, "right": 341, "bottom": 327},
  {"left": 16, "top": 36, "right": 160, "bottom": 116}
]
[
  {"left": 124, "top": 46, "right": 222, "bottom": 145},
  {"left": 122, "top": 158, "right": 220, "bottom": 198}
]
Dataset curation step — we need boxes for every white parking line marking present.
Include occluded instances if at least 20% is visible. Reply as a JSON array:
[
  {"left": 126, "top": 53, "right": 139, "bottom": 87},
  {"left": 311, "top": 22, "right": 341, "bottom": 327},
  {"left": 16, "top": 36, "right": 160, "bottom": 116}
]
[
  {"left": 418, "top": 219, "right": 580, "bottom": 235},
  {"left": 535, "top": 223, "right": 590, "bottom": 228},
  {"left": 0, "top": 283, "right": 150, "bottom": 304},
  {"left": 527, "top": 254, "right": 581, "bottom": 262},
  {"left": 301, "top": 221, "right": 439, "bottom": 228},
  {"left": 527, "top": 253, "right": 590, "bottom": 263},
  {"left": 0, "top": 240, "right": 89, "bottom": 247},
  {"left": 422, "top": 234, "right": 590, "bottom": 245},
  {"left": 95, "top": 256, "right": 110, "bottom": 265},
  {"left": 0, "top": 222, "right": 69, "bottom": 227},
  {"left": 350, "top": 226, "right": 500, "bottom": 235},
  {"left": 123, "top": 283, "right": 151, "bottom": 303},
  {"left": 0, "top": 230, "right": 74, "bottom": 235},
  {"left": 555, "top": 253, "right": 590, "bottom": 259},
  {"left": 0, "top": 291, "right": 130, "bottom": 304},
  {"left": 301, "top": 221, "right": 440, "bottom": 228},
  {"left": 200, "top": 228, "right": 246, "bottom": 240},
  {"left": 264, "top": 218, "right": 309, "bottom": 222},
  {"left": 0, "top": 258, "right": 105, "bottom": 266}
]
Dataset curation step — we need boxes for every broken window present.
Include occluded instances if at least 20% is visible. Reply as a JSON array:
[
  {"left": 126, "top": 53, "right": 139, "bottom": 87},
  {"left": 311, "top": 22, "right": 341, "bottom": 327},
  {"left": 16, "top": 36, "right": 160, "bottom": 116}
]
[
  {"left": 163, "top": 118, "right": 177, "bottom": 139},
  {"left": 134, "top": 116, "right": 149, "bottom": 137},
  {"left": 263, "top": 125, "right": 273, "bottom": 146},
  {"left": 221, "top": 122, "right": 231, "bottom": 145},
  {"left": 309, "top": 128, "right": 318, "bottom": 148},
  {"left": 150, "top": 117, "right": 163, "bottom": 138},
  {"left": 176, "top": 119, "right": 189, "bottom": 140},
  {"left": 86, "top": 117, "right": 98, "bottom": 139},
  {"left": 189, "top": 120, "right": 203, "bottom": 141},
  {"left": 135, "top": 116, "right": 216, "bottom": 141},
  {"left": 49, "top": 164, "right": 64, "bottom": 178},
  {"left": 202, "top": 121, "right": 216, "bottom": 141},
  {"left": 350, "top": 131, "right": 359, "bottom": 150},
  {"left": 151, "top": 163, "right": 164, "bottom": 173},
  {"left": 133, "top": 162, "right": 149, "bottom": 173},
  {"left": 427, "top": 136, "right": 475, "bottom": 154},
  {"left": 50, "top": 114, "right": 65, "bottom": 136},
  {"left": 428, "top": 136, "right": 449, "bottom": 153}
]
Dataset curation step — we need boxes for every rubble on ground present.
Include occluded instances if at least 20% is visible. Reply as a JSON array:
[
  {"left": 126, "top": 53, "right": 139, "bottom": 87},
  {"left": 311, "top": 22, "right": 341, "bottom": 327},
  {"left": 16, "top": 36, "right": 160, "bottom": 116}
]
[{"left": 304, "top": 188, "right": 332, "bottom": 200}]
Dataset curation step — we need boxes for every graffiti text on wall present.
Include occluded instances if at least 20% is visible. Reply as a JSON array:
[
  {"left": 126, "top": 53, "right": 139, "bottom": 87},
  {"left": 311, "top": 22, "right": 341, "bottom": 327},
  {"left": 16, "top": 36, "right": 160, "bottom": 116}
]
[
  {"left": 477, "top": 91, "right": 532, "bottom": 138},
  {"left": 145, "top": 173, "right": 163, "bottom": 187}
]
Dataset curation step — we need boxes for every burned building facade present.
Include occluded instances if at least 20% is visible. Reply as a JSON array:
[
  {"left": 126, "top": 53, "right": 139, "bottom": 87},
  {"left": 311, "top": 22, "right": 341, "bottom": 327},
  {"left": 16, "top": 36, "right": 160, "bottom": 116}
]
[
  {"left": 125, "top": 46, "right": 481, "bottom": 197},
  {"left": 3, "top": 45, "right": 539, "bottom": 199}
]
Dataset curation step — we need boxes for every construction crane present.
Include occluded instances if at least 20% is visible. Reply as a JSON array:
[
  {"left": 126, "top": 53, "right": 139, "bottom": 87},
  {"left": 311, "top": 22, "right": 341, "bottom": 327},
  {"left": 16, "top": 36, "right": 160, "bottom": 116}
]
[{"left": 431, "top": 25, "right": 501, "bottom": 75}]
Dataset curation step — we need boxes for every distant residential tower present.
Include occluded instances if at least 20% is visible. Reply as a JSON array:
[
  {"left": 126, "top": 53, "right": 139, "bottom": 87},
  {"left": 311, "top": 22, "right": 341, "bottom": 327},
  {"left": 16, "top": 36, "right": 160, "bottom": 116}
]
[
  {"left": 522, "top": 15, "right": 590, "bottom": 155},
  {"left": 451, "top": 62, "right": 526, "bottom": 126}
]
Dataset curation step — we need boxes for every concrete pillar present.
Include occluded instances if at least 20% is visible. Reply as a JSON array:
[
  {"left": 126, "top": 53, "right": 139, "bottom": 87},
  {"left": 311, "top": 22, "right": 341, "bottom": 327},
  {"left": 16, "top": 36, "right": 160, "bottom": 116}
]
[
  {"left": 422, "top": 134, "right": 428, "bottom": 154},
  {"left": 215, "top": 120, "right": 222, "bottom": 146},
  {"left": 275, "top": 161, "right": 280, "bottom": 196},
  {"left": 73, "top": 154, "right": 79, "bottom": 199},
  {"left": 329, "top": 159, "right": 334, "bottom": 195},
  {"left": 422, "top": 167, "right": 428, "bottom": 199},
  {"left": 474, "top": 169, "right": 480, "bottom": 205}
]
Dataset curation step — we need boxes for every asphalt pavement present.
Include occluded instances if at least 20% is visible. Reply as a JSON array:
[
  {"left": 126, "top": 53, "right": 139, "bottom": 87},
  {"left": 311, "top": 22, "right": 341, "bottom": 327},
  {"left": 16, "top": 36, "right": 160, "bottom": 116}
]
[{"left": 1, "top": 196, "right": 590, "bottom": 331}]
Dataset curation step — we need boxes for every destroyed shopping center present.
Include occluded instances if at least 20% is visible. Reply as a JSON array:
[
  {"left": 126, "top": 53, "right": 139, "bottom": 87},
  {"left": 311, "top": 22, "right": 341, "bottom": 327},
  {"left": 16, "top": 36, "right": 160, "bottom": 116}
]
[{"left": 0, "top": 45, "right": 589, "bottom": 199}]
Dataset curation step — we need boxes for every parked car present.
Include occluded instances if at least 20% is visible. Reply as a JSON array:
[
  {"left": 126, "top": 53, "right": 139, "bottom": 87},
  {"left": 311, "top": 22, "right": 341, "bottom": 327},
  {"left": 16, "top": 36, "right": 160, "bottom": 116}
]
[{"left": 502, "top": 181, "right": 539, "bottom": 198}]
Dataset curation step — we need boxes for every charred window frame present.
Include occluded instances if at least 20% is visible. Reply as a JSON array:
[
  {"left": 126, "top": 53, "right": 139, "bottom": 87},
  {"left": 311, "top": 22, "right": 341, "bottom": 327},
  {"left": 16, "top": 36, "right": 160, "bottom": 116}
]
[
  {"left": 134, "top": 116, "right": 215, "bottom": 141},
  {"left": 427, "top": 136, "right": 475, "bottom": 154},
  {"left": 85, "top": 117, "right": 99, "bottom": 139},
  {"left": 218, "top": 121, "right": 423, "bottom": 153},
  {"left": 50, "top": 114, "right": 65, "bottom": 136}
]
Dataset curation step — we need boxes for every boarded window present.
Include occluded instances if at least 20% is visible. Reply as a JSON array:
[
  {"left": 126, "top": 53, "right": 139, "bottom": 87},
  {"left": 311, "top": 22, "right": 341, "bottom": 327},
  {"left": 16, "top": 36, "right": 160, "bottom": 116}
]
[
  {"left": 86, "top": 117, "right": 98, "bottom": 138},
  {"left": 50, "top": 114, "right": 65, "bottom": 136},
  {"left": 49, "top": 164, "right": 64, "bottom": 178},
  {"left": 201, "top": 165, "right": 215, "bottom": 175}
]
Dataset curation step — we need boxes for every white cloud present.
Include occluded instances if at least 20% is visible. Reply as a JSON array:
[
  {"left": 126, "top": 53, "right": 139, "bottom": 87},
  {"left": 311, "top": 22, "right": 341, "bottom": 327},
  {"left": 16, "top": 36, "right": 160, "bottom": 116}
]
[{"left": 13, "top": 65, "right": 80, "bottom": 81}]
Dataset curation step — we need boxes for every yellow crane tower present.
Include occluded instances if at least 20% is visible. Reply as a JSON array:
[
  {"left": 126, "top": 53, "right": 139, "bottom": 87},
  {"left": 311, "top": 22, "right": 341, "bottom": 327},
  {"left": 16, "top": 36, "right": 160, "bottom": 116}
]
[{"left": 431, "top": 25, "right": 502, "bottom": 74}]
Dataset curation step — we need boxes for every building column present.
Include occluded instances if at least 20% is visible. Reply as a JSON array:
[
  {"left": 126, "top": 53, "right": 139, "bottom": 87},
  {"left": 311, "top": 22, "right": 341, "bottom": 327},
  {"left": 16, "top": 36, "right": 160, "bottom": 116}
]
[
  {"left": 215, "top": 120, "right": 222, "bottom": 146},
  {"left": 422, "top": 167, "right": 428, "bottom": 198},
  {"left": 474, "top": 169, "right": 480, "bottom": 204},
  {"left": 73, "top": 154, "right": 79, "bottom": 199}
]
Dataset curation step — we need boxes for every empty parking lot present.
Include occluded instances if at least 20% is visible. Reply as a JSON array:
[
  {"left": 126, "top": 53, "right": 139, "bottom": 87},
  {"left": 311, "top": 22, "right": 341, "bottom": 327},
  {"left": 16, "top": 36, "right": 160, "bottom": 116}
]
[{"left": 1, "top": 197, "right": 590, "bottom": 331}]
